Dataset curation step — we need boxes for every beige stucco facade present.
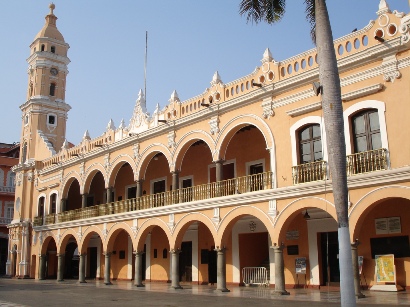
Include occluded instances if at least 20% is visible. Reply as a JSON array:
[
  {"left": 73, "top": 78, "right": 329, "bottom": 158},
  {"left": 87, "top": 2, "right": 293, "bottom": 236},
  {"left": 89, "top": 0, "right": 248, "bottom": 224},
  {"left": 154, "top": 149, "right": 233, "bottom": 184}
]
[{"left": 7, "top": 2, "right": 410, "bottom": 290}]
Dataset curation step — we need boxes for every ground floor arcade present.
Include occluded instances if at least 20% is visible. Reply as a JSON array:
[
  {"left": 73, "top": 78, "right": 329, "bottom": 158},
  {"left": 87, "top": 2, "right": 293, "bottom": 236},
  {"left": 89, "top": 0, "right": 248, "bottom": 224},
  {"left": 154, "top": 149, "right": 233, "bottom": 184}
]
[{"left": 6, "top": 184, "right": 410, "bottom": 292}]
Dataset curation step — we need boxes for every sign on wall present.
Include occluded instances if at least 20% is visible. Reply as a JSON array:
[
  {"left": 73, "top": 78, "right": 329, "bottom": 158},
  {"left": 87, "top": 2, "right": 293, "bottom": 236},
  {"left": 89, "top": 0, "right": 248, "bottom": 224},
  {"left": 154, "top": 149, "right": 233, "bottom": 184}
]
[
  {"left": 375, "top": 254, "right": 395, "bottom": 283},
  {"left": 295, "top": 257, "right": 307, "bottom": 274},
  {"left": 375, "top": 217, "right": 401, "bottom": 235},
  {"left": 286, "top": 230, "right": 299, "bottom": 240}
]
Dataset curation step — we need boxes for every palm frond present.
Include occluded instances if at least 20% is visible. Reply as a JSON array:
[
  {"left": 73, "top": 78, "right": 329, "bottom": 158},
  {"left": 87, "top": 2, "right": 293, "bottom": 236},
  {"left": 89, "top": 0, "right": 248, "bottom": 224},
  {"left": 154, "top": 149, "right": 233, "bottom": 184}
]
[
  {"left": 239, "top": 0, "right": 286, "bottom": 25},
  {"left": 304, "top": 0, "right": 316, "bottom": 43}
]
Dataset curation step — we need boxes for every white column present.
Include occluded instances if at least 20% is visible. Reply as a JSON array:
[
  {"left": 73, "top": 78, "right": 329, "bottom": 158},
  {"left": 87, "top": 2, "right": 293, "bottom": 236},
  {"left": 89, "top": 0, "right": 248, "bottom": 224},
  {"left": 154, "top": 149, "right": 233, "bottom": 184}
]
[{"left": 19, "top": 223, "right": 30, "bottom": 278}]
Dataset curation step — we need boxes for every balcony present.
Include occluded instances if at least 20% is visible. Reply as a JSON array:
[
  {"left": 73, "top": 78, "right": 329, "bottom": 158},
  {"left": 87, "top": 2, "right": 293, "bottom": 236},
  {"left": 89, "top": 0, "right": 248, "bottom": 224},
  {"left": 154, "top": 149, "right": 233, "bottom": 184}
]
[
  {"left": 35, "top": 172, "right": 273, "bottom": 226},
  {"left": 347, "top": 148, "right": 388, "bottom": 175},
  {"left": 292, "top": 160, "right": 327, "bottom": 185},
  {"left": 292, "top": 149, "right": 389, "bottom": 184},
  {"left": 0, "top": 217, "right": 12, "bottom": 226},
  {"left": 0, "top": 186, "right": 15, "bottom": 194}
]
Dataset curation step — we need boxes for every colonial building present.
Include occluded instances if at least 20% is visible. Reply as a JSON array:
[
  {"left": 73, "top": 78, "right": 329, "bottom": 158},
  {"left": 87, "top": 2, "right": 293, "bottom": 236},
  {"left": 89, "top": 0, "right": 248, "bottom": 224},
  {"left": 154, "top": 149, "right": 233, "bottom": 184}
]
[
  {"left": 7, "top": 1, "right": 410, "bottom": 292},
  {"left": 0, "top": 143, "right": 19, "bottom": 275}
]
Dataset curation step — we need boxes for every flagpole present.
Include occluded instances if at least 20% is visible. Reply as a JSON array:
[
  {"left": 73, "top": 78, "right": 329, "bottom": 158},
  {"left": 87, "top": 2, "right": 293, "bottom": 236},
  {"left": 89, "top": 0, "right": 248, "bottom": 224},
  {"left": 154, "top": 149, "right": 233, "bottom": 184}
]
[{"left": 144, "top": 31, "right": 148, "bottom": 102}]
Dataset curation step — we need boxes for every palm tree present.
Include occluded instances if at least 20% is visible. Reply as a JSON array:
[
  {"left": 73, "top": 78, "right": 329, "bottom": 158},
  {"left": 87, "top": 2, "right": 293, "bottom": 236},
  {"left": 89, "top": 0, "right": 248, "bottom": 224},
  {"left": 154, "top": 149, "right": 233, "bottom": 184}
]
[{"left": 239, "top": 1, "right": 356, "bottom": 306}]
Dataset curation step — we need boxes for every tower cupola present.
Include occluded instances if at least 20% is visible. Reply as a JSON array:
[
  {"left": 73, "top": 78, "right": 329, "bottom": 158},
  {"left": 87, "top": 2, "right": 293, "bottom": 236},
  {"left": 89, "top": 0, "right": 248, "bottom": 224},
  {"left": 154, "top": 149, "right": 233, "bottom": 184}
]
[{"left": 34, "top": 3, "right": 65, "bottom": 42}]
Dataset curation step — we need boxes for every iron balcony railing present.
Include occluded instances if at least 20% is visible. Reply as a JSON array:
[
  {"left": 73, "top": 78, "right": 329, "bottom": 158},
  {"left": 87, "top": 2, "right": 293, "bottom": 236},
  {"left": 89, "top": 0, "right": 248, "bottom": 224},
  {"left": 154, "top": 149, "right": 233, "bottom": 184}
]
[
  {"left": 35, "top": 171, "right": 273, "bottom": 226},
  {"left": 0, "top": 217, "right": 12, "bottom": 225},
  {"left": 292, "top": 160, "right": 327, "bottom": 184},
  {"left": 292, "top": 148, "right": 389, "bottom": 184},
  {"left": 0, "top": 186, "right": 15, "bottom": 193},
  {"left": 347, "top": 148, "right": 388, "bottom": 175}
]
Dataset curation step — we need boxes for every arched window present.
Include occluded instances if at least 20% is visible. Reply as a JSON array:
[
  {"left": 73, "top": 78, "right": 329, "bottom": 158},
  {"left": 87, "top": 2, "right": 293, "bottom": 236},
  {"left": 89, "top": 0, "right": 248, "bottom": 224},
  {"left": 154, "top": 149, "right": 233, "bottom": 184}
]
[
  {"left": 41, "top": 44, "right": 45, "bottom": 52},
  {"left": 50, "top": 193, "right": 57, "bottom": 214},
  {"left": 351, "top": 109, "right": 381, "bottom": 153},
  {"left": 38, "top": 197, "right": 45, "bottom": 217},
  {"left": 49, "top": 83, "right": 56, "bottom": 96},
  {"left": 298, "top": 124, "right": 322, "bottom": 164},
  {"left": 51, "top": 46, "right": 56, "bottom": 53}
]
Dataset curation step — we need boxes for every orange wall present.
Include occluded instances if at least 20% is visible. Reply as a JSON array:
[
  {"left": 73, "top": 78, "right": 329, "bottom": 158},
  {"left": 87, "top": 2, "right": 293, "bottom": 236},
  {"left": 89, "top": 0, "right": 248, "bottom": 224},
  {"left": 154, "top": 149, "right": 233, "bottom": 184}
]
[
  {"left": 280, "top": 213, "right": 310, "bottom": 285},
  {"left": 197, "top": 223, "right": 215, "bottom": 283},
  {"left": 143, "top": 156, "right": 170, "bottom": 193},
  {"left": 111, "top": 231, "right": 130, "bottom": 280},
  {"left": 179, "top": 142, "right": 213, "bottom": 186},
  {"left": 150, "top": 227, "right": 170, "bottom": 281}
]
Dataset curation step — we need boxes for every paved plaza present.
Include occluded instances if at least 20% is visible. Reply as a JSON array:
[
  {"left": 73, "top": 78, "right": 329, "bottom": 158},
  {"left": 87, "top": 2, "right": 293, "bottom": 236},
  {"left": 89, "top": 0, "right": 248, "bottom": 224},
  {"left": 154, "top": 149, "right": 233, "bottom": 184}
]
[{"left": 0, "top": 279, "right": 410, "bottom": 306}]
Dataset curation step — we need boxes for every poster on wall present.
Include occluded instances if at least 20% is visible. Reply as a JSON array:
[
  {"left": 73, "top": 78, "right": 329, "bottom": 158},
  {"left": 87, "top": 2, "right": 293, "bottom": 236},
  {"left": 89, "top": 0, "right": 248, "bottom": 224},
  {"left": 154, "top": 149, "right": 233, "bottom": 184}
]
[
  {"left": 295, "top": 257, "right": 306, "bottom": 274},
  {"left": 375, "top": 254, "right": 395, "bottom": 283},
  {"left": 358, "top": 256, "right": 363, "bottom": 275}
]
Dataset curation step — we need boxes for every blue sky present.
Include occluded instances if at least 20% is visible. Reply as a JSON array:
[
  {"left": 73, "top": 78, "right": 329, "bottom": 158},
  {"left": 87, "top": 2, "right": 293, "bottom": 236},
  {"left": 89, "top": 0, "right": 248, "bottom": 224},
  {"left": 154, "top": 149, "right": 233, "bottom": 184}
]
[{"left": 0, "top": 0, "right": 408, "bottom": 146}]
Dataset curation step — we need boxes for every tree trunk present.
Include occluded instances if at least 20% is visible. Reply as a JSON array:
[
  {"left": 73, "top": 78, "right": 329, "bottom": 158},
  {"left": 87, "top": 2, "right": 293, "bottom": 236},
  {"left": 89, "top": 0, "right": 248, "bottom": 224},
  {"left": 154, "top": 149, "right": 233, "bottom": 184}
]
[{"left": 315, "top": 0, "right": 356, "bottom": 306}]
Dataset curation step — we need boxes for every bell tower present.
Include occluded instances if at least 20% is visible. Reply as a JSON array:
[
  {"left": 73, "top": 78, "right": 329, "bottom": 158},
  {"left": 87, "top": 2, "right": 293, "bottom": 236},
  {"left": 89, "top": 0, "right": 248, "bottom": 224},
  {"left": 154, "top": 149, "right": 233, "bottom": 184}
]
[{"left": 20, "top": 3, "right": 71, "bottom": 162}]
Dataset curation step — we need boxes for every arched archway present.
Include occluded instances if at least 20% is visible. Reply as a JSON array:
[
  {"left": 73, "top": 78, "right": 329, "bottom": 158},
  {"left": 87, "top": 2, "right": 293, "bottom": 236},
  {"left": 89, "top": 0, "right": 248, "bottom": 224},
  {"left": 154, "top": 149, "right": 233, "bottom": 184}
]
[
  {"left": 64, "top": 177, "right": 81, "bottom": 211},
  {"left": 173, "top": 131, "right": 216, "bottom": 172},
  {"left": 216, "top": 114, "right": 274, "bottom": 161},
  {"left": 171, "top": 213, "right": 218, "bottom": 284},
  {"left": 216, "top": 206, "right": 274, "bottom": 285},
  {"left": 215, "top": 121, "right": 273, "bottom": 190},
  {"left": 79, "top": 226, "right": 104, "bottom": 280},
  {"left": 273, "top": 197, "right": 338, "bottom": 287},
  {"left": 174, "top": 138, "right": 213, "bottom": 195},
  {"left": 58, "top": 231, "right": 79, "bottom": 279},
  {"left": 135, "top": 218, "right": 172, "bottom": 283},
  {"left": 108, "top": 155, "right": 136, "bottom": 187},
  {"left": 349, "top": 187, "right": 410, "bottom": 288},
  {"left": 40, "top": 235, "right": 58, "bottom": 279},
  {"left": 137, "top": 144, "right": 172, "bottom": 178},
  {"left": 109, "top": 162, "right": 135, "bottom": 203},
  {"left": 137, "top": 148, "right": 172, "bottom": 201},
  {"left": 105, "top": 223, "right": 136, "bottom": 281},
  {"left": 83, "top": 170, "right": 106, "bottom": 207}
]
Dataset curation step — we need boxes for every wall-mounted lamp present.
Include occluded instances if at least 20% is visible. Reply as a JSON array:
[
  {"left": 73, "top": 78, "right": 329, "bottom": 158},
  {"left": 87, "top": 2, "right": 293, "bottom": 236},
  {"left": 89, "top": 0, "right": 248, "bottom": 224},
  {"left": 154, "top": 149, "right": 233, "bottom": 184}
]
[
  {"left": 374, "top": 35, "right": 385, "bottom": 43},
  {"left": 252, "top": 82, "right": 262, "bottom": 88},
  {"left": 303, "top": 209, "right": 310, "bottom": 219},
  {"left": 312, "top": 82, "right": 322, "bottom": 96}
]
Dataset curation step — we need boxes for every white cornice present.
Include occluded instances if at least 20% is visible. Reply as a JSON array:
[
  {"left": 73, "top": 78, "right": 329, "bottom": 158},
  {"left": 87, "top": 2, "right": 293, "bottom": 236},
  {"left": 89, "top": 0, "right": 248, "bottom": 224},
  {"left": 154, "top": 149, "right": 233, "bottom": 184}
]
[
  {"left": 27, "top": 52, "right": 70, "bottom": 66},
  {"left": 33, "top": 166, "right": 410, "bottom": 231},
  {"left": 342, "top": 83, "right": 384, "bottom": 102},
  {"left": 286, "top": 102, "right": 322, "bottom": 117},
  {"left": 20, "top": 97, "right": 71, "bottom": 113}
]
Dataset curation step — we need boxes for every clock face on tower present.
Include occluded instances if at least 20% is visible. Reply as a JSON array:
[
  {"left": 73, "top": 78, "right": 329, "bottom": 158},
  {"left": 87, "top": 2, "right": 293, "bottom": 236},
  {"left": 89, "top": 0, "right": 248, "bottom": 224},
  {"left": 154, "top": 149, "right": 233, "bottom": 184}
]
[{"left": 50, "top": 68, "right": 58, "bottom": 76}]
